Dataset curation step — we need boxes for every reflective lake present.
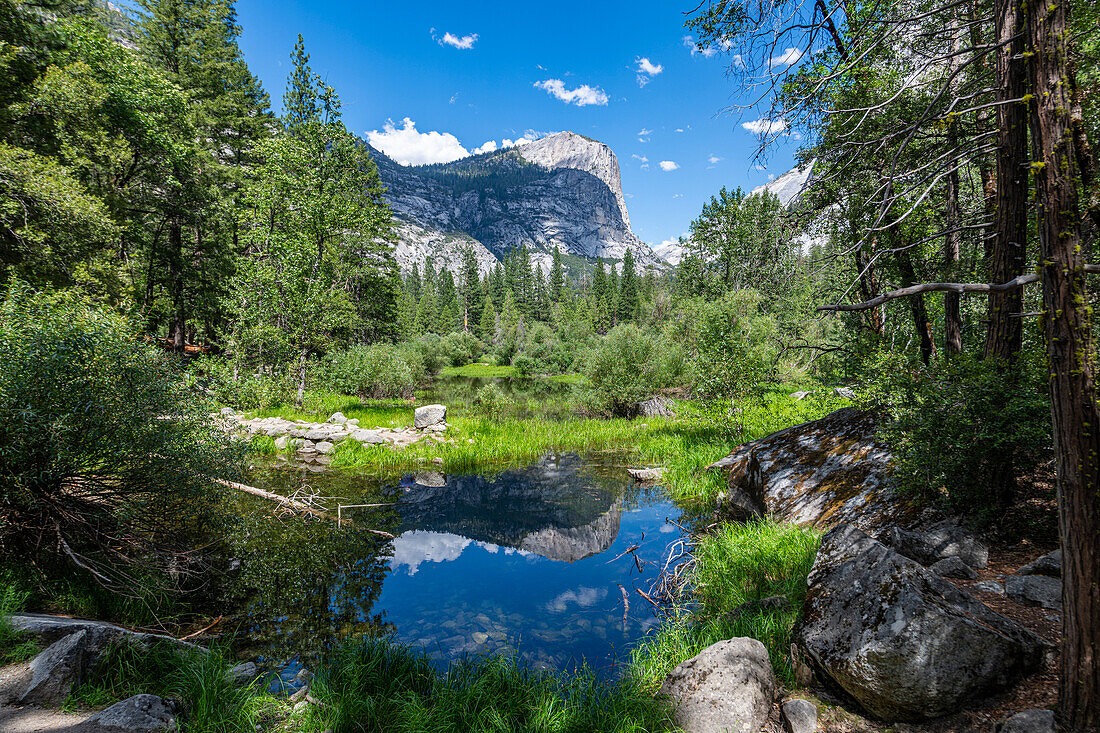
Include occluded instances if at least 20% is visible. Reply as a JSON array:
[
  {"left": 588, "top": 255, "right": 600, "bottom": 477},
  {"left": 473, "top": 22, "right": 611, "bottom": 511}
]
[{"left": 227, "top": 454, "right": 684, "bottom": 678}]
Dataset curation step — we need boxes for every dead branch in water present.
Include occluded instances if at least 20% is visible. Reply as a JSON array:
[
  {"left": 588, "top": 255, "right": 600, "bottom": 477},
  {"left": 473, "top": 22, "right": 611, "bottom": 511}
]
[{"left": 216, "top": 479, "right": 396, "bottom": 539}]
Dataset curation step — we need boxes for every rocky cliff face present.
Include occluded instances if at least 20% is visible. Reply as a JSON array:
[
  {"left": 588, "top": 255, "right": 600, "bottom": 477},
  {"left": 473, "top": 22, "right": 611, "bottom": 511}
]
[{"left": 368, "top": 131, "right": 660, "bottom": 274}]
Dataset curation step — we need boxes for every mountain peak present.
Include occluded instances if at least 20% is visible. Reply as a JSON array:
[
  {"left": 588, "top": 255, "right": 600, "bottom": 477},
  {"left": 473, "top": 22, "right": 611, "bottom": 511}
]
[{"left": 518, "top": 132, "right": 631, "bottom": 229}]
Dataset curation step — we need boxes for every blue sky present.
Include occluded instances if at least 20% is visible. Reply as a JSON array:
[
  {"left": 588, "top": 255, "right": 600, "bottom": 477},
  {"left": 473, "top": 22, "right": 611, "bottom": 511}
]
[{"left": 234, "top": 0, "right": 802, "bottom": 249}]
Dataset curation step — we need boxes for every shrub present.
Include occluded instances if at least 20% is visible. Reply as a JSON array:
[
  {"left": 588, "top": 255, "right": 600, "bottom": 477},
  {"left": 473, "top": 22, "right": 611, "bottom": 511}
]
[
  {"left": 471, "top": 383, "right": 509, "bottom": 419},
  {"left": 584, "top": 324, "right": 686, "bottom": 416},
  {"left": 681, "top": 291, "right": 774, "bottom": 401},
  {"left": 512, "top": 352, "right": 538, "bottom": 376},
  {"left": 862, "top": 350, "right": 1052, "bottom": 516},
  {"left": 188, "top": 356, "right": 294, "bottom": 411},
  {"left": 0, "top": 283, "right": 244, "bottom": 597},
  {"left": 325, "top": 344, "right": 415, "bottom": 399},
  {"left": 438, "top": 332, "right": 484, "bottom": 367},
  {"left": 400, "top": 336, "right": 447, "bottom": 378}
]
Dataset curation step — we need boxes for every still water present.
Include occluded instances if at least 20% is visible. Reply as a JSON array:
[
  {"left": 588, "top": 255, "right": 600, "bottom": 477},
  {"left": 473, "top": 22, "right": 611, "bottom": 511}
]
[{"left": 228, "top": 453, "right": 684, "bottom": 678}]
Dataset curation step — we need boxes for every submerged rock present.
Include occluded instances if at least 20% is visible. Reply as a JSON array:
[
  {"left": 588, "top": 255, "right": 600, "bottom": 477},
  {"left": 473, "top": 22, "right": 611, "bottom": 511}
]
[
  {"left": 659, "top": 637, "right": 775, "bottom": 733},
  {"left": 708, "top": 408, "right": 911, "bottom": 532},
  {"left": 798, "top": 524, "right": 1052, "bottom": 721},
  {"left": 627, "top": 467, "right": 664, "bottom": 482}
]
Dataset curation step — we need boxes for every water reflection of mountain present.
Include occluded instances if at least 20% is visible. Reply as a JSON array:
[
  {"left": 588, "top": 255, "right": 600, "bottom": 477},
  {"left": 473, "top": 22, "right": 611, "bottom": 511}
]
[{"left": 395, "top": 454, "right": 622, "bottom": 562}]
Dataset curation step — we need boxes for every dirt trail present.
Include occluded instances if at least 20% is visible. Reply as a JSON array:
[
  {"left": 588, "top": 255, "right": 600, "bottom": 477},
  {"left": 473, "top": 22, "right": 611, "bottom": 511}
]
[{"left": 0, "top": 705, "right": 95, "bottom": 733}]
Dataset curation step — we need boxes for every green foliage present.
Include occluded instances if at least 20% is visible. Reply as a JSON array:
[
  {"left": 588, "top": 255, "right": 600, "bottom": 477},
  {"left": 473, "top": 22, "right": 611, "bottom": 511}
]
[
  {"left": 471, "top": 383, "right": 510, "bottom": 419},
  {"left": 0, "top": 283, "right": 243, "bottom": 595},
  {"left": 0, "top": 578, "right": 38, "bottom": 665},
  {"left": 324, "top": 344, "right": 416, "bottom": 399},
  {"left": 584, "top": 324, "right": 687, "bottom": 416},
  {"left": 296, "top": 637, "right": 675, "bottom": 733},
  {"left": 630, "top": 520, "right": 820, "bottom": 690},
  {"left": 862, "top": 351, "right": 1053, "bottom": 515},
  {"left": 66, "top": 637, "right": 276, "bottom": 731},
  {"left": 675, "top": 291, "right": 775, "bottom": 401}
]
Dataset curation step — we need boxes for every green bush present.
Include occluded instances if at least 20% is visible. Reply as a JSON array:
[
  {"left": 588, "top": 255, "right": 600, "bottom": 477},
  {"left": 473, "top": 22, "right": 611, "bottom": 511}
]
[
  {"left": 584, "top": 324, "right": 686, "bottom": 416},
  {"left": 325, "top": 344, "right": 415, "bottom": 399},
  {"left": 400, "top": 336, "right": 447, "bottom": 378},
  {"left": 512, "top": 352, "right": 538, "bottom": 376},
  {"left": 862, "top": 351, "right": 1052, "bottom": 515},
  {"left": 0, "top": 283, "right": 244, "bottom": 597},
  {"left": 438, "top": 331, "right": 484, "bottom": 367},
  {"left": 675, "top": 291, "right": 774, "bottom": 401},
  {"left": 0, "top": 579, "right": 38, "bottom": 665},
  {"left": 471, "top": 383, "right": 509, "bottom": 419}
]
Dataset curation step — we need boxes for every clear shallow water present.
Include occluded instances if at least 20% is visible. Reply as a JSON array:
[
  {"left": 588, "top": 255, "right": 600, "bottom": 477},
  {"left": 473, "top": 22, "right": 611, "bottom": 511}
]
[{"left": 229, "top": 454, "right": 682, "bottom": 677}]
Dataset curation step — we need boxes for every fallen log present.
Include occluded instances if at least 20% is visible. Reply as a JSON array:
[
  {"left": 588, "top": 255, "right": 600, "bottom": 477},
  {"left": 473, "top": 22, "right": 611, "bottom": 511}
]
[{"left": 215, "top": 479, "right": 396, "bottom": 539}]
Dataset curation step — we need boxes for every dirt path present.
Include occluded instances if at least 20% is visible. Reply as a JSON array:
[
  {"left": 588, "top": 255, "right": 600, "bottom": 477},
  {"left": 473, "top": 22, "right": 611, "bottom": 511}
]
[{"left": 0, "top": 705, "right": 95, "bottom": 733}]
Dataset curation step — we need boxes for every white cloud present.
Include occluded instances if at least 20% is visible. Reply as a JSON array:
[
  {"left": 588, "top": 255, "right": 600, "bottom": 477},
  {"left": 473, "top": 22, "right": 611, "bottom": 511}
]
[
  {"left": 672, "top": 193, "right": 683, "bottom": 199},
  {"left": 439, "top": 31, "right": 478, "bottom": 50},
  {"left": 366, "top": 118, "right": 471, "bottom": 165},
  {"left": 635, "top": 56, "right": 663, "bottom": 87},
  {"left": 501, "top": 131, "right": 539, "bottom": 148},
  {"left": 473, "top": 140, "right": 498, "bottom": 154},
  {"left": 390, "top": 531, "right": 472, "bottom": 575},
  {"left": 742, "top": 117, "right": 788, "bottom": 135},
  {"left": 768, "top": 47, "right": 804, "bottom": 68},
  {"left": 533, "top": 78, "right": 608, "bottom": 106},
  {"left": 731, "top": 54, "right": 745, "bottom": 69},
  {"left": 632, "top": 153, "right": 649, "bottom": 169},
  {"left": 546, "top": 586, "right": 607, "bottom": 613},
  {"left": 675, "top": 128, "right": 685, "bottom": 133},
  {"left": 682, "top": 34, "right": 718, "bottom": 58},
  {"left": 754, "top": 163, "right": 767, "bottom": 171},
  {"left": 707, "top": 155, "right": 723, "bottom": 164},
  {"left": 448, "top": 93, "right": 458, "bottom": 104},
  {"left": 659, "top": 160, "right": 679, "bottom": 171}
]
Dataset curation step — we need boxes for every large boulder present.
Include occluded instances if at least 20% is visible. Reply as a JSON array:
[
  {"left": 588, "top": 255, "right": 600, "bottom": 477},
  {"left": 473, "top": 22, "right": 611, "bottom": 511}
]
[
  {"left": 798, "top": 525, "right": 1052, "bottom": 721},
  {"left": 84, "top": 694, "right": 178, "bottom": 733},
  {"left": 414, "top": 404, "right": 447, "bottom": 429},
  {"left": 659, "top": 637, "right": 775, "bottom": 733},
  {"left": 17, "top": 631, "right": 87, "bottom": 706},
  {"left": 880, "top": 524, "right": 988, "bottom": 569},
  {"left": 1018, "top": 550, "right": 1061, "bottom": 578},
  {"left": 707, "top": 408, "right": 913, "bottom": 532},
  {"left": 998, "top": 709, "right": 1056, "bottom": 733},
  {"left": 1005, "top": 575, "right": 1062, "bottom": 611}
]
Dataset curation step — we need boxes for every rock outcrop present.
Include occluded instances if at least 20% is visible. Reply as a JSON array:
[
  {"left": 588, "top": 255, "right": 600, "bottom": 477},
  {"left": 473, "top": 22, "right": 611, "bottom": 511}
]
[
  {"left": 880, "top": 524, "right": 989, "bottom": 569},
  {"left": 84, "top": 694, "right": 178, "bottom": 733},
  {"left": 708, "top": 408, "right": 913, "bottom": 532},
  {"left": 369, "top": 131, "right": 662, "bottom": 274},
  {"left": 659, "top": 637, "right": 776, "bottom": 733},
  {"left": 798, "top": 525, "right": 1053, "bottom": 721}
]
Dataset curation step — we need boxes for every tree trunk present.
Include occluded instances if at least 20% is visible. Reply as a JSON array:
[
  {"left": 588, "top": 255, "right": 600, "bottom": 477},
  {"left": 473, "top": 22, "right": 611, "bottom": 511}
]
[
  {"left": 944, "top": 165, "right": 963, "bottom": 354},
  {"left": 169, "top": 220, "right": 186, "bottom": 353},
  {"left": 296, "top": 346, "right": 308, "bottom": 406},
  {"left": 894, "top": 241, "right": 935, "bottom": 365},
  {"left": 984, "top": 0, "right": 1029, "bottom": 362},
  {"left": 1027, "top": 0, "right": 1100, "bottom": 726}
]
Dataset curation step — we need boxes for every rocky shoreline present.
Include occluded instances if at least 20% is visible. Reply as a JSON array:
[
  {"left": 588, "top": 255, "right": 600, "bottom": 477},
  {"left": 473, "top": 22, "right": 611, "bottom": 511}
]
[{"left": 219, "top": 404, "right": 455, "bottom": 465}]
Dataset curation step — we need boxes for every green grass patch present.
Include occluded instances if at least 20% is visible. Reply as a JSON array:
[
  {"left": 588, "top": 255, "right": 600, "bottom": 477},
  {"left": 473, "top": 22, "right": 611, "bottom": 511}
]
[
  {"left": 0, "top": 582, "right": 38, "bottom": 666},
  {"left": 440, "top": 363, "right": 517, "bottom": 378},
  {"left": 630, "top": 520, "right": 820, "bottom": 690},
  {"left": 66, "top": 638, "right": 279, "bottom": 731},
  {"left": 287, "top": 637, "right": 675, "bottom": 733},
  {"left": 248, "top": 434, "right": 278, "bottom": 455}
]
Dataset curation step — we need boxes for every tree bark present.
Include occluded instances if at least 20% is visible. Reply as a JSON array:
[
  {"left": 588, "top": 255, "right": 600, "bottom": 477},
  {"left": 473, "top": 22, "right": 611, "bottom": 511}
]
[
  {"left": 895, "top": 245, "right": 936, "bottom": 365},
  {"left": 1027, "top": 0, "right": 1100, "bottom": 726},
  {"left": 984, "top": 0, "right": 1029, "bottom": 362},
  {"left": 944, "top": 165, "right": 963, "bottom": 354},
  {"left": 169, "top": 220, "right": 186, "bottom": 353}
]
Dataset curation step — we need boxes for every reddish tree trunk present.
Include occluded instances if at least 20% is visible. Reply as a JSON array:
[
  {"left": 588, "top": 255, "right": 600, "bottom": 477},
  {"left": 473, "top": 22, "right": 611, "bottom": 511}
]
[
  {"left": 984, "top": 0, "right": 1029, "bottom": 362},
  {"left": 1027, "top": 0, "right": 1100, "bottom": 727}
]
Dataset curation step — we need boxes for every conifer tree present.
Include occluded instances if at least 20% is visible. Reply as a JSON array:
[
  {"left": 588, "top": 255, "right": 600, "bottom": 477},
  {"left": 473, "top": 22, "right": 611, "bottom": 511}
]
[
  {"left": 550, "top": 246, "right": 565, "bottom": 303},
  {"left": 477, "top": 292, "right": 497, "bottom": 343},
  {"left": 618, "top": 250, "right": 640, "bottom": 322}
]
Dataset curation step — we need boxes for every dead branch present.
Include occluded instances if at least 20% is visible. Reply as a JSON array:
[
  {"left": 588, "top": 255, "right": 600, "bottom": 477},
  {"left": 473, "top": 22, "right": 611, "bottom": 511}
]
[{"left": 818, "top": 265, "right": 1100, "bottom": 311}]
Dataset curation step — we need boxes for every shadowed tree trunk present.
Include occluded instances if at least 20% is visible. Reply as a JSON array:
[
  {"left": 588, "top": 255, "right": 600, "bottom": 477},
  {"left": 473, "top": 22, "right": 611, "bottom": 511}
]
[
  {"left": 984, "top": 0, "right": 1029, "bottom": 362},
  {"left": 1027, "top": 0, "right": 1100, "bottom": 726}
]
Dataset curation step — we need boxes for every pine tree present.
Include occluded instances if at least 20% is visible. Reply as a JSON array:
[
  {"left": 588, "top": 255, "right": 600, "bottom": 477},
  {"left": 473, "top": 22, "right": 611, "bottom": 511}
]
[
  {"left": 618, "top": 250, "right": 640, "bottom": 322},
  {"left": 477, "top": 292, "right": 497, "bottom": 343},
  {"left": 460, "top": 245, "right": 480, "bottom": 331},
  {"left": 550, "top": 246, "right": 565, "bottom": 303}
]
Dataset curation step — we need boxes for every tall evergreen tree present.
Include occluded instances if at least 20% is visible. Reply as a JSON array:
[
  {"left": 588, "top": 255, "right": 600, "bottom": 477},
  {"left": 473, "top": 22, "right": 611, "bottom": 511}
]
[{"left": 618, "top": 250, "right": 640, "bottom": 322}]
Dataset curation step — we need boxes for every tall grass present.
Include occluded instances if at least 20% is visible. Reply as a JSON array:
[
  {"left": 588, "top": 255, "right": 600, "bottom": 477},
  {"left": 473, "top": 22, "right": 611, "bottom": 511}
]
[
  {"left": 629, "top": 520, "right": 820, "bottom": 690},
  {"left": 288, "top": 637, "right": 676, "bottom": 733},
  {"left": 0, "top": 580, "right": 38, "bottom": 665},
  {"left": 65, "top": 638, "right": 278, "bottom": 731}
]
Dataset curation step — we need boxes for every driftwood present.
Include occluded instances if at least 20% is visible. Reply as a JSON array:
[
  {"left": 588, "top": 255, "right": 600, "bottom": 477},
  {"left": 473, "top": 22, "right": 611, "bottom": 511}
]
[{"left": 216, "top": 479, "right": 396, "bottom": 539}]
